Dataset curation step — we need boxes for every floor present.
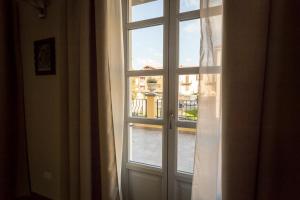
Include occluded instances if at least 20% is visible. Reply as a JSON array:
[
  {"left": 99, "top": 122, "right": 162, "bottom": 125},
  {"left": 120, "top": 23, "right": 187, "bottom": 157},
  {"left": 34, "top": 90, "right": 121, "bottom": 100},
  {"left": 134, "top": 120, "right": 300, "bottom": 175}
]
[{"left": 17, "top": 193, "right": 50, "bottom": 200}]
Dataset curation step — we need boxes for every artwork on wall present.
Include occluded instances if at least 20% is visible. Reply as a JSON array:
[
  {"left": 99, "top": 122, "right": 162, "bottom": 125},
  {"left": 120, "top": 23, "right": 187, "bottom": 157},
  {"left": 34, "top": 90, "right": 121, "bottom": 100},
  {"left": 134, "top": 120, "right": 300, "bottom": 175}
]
[{"left": 34, "top": 37, "right": 56, "bottom": 75}]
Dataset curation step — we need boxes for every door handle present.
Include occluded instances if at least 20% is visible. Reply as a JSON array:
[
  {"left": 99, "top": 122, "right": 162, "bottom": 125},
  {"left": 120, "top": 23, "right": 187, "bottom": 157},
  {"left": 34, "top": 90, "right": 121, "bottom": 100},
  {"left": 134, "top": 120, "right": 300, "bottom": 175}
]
[{"left": 169, "top": 112, "right": 174, "bottom": 129}]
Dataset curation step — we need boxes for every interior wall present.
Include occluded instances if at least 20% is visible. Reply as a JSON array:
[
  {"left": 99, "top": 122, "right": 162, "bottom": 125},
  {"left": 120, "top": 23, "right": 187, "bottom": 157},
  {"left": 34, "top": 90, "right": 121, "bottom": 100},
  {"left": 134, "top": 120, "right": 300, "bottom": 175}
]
[{"left": 18, "top": 0, "right": 68, "bottom": 199}]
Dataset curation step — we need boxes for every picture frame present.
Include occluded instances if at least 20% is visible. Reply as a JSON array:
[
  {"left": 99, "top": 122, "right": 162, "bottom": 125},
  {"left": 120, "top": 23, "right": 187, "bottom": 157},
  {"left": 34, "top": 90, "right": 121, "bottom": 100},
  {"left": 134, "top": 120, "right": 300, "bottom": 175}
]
[{"left": 34, "top": 37, "right": 56, "bottom": 75}]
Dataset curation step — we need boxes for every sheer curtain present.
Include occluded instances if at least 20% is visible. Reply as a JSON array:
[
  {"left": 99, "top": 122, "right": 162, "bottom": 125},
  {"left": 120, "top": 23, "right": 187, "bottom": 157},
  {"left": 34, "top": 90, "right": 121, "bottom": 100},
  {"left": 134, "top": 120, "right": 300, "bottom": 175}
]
[
  {"left": 192, "top": 0, "right": 223, "bottom": 199},
  {"left": 107, "top": 0, "right": 125, "bottom": 195}
]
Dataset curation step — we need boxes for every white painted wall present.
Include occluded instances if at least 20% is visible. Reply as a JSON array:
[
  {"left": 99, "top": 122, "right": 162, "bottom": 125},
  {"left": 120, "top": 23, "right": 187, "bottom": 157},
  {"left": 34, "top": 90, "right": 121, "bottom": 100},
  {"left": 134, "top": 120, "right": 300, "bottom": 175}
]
[{"left": 18, "top": 0, "right": 68, "bottom": 199}]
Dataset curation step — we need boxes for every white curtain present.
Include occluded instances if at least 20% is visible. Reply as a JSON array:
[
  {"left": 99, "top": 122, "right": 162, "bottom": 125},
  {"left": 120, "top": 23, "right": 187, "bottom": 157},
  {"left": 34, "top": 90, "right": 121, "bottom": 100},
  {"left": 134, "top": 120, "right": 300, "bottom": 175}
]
[
  {"left": 192, "top": 0, "right": 223, "bottom": 199},
  {"left": 107, "top": 0, "right": 125, "bottom": 196}
]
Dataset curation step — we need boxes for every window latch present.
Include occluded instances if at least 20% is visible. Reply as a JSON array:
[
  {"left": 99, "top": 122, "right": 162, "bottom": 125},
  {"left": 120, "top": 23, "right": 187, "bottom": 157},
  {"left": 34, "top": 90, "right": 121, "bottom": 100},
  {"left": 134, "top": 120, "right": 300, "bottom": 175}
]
[{"left": 169, "top": 112, "right": 174, "bottom": 130}]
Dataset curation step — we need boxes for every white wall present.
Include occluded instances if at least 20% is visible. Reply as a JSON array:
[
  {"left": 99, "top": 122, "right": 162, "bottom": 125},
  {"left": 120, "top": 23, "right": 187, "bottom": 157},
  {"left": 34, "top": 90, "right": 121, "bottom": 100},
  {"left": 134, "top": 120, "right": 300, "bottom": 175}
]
[{"left": 18, "top": 0, "right": 68, "bottom": 199}]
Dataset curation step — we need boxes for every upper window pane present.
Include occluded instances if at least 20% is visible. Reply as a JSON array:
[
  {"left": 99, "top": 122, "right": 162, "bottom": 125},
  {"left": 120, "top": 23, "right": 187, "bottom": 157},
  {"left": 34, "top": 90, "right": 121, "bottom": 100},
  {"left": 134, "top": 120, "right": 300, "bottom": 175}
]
[
  {"left": 129, "top": 0, "right": 163, "bottom": 22},
  {"left": 179, "top": 15, "right": 222, "bottom": 68},
  {"left": 129, "top": 25, "right": 163, "bottom": 70},
  {"left": 180, "top": 0, "right": 200, "bottom": 13},
  {"left": 200, "top": 15, "right": 223, "bottom": 66},
  {"left": 179, "top": 19, "right": 200, "bottom": 68},
  {"left": 180, "top": 0, "right": 222, "bottom": 13},
  {"left": 209, "top": 0, "right": 222, "bottom": 7}
]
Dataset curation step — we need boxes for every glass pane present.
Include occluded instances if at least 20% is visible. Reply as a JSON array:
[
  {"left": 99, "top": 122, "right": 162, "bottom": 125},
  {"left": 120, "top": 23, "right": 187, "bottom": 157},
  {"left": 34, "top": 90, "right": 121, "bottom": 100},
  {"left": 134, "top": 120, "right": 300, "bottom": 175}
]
[
  {"left": 200, "top": 15, "right": 223, "bottom": 66},
  {"left": 178, "top": 74, "right": 220, "bottom": 121},
  {"left": 199, "top": 73, "right": 221, "bottom": 102},
  {"left": 180, "top": 0, "right": 200, "bottom": 13},
  {"left": 179, "top": 15, "right": 222, "bottom": 68},
  {"left": 179, "top": 19, "right": 200, "bottom": 68},
  {"left": 178, "top": 74, "right": 199, "bottom": 121},
  {"left": 129, "top": 25, "right": 163, "bottom": 70},
  {"left": 129, "top": 123, "right": 162, "bottom": 167},
  {"left": 177, "top": 73, "right": 221, "bottom": 173},
  {"left": 180, "top": 0, "right": 222, "bottom": 12},
  {"left": 129, "top": 0, "right": 163, "bottom": 22},
  {"left": 129, "top": 76, "right": 163, "bottom": 119},
  {"left": 209, "top": 0, "right": 222, "bottom": 7},
  {"left": 177, "top": 127, "right": 196, "bottom": 173}
]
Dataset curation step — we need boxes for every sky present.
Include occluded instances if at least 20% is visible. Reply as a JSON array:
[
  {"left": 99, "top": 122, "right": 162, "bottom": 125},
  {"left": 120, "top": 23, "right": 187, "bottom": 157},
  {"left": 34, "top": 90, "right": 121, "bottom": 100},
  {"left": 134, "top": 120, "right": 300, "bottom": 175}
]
[{"left": 130, "top": 0, "right": 222, "bottom": 70}]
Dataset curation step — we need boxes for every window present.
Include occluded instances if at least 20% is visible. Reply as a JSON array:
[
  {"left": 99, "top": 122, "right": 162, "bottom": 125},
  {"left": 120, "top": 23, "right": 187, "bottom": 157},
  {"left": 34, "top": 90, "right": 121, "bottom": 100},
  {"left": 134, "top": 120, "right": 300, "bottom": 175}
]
[{"left": 123, "top": 0, "right": 222, "bottom": 199}]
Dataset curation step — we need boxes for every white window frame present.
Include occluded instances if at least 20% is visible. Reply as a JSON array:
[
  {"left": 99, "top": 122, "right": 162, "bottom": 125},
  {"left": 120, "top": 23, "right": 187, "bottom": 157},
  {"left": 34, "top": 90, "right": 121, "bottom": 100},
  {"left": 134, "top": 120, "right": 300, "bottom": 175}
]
[{"left": 122, "top": 0, "right": 222, "bottom": 199}]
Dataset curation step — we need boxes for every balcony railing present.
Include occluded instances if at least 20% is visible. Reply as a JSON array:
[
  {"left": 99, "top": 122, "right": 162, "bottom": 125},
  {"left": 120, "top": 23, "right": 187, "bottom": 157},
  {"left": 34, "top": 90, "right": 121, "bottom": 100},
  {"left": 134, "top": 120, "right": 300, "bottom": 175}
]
[
  {"left": 131, "top": 99, "right": 198, "bottom": 121},
  {"left": 156, "top": 99, "right": 163, "bottom": 118},
  {"left": 131, "top": 99, "right": 147, "bottom": 117},
  {"left": 178, "top": 100, "right": 198, "bottom": 121}
]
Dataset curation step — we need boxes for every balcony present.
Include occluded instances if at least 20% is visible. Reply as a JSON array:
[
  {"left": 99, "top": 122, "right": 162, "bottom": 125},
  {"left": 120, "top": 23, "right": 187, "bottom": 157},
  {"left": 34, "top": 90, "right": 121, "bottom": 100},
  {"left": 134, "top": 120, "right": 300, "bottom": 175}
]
[
  {"left": 128, "top": 74, "right": 220, "bottom": 173},
  {"left": 131, "top": 99, "right": 198, "bottom": 121},
  {"left": 130, "top": 99, "right": 198, "bottom": 173}
]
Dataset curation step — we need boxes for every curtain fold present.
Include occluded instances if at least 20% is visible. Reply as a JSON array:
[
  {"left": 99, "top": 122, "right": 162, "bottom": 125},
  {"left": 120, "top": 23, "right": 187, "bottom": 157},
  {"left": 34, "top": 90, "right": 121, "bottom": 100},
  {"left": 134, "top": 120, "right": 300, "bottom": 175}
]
[
  {"left": 192, "top": 0, "right": 223, "bottom": 199},
  {"left": 13, "top": 2, "right": 31, "bottom": 197},
  {"left": 67, "top": 0, "right": 124, "bottom": 199},
  {"left": 0, "top": 0, "right": 30, "bottom": 199},
  {"left": 0, "top": 1, "right": 16, "bottom": 198},
  {"left": 106, "top": 1, "right": 125, "bottom": 193},
  {"left": 222, "top": 0, "right": 300, "bottom": 200}
]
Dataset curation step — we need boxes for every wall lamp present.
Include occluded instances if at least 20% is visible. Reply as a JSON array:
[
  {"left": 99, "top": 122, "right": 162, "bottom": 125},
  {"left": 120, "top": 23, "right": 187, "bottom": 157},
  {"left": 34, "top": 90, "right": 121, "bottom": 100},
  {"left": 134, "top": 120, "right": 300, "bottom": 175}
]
[{"left": 19, "top": 0, "right": 49, "bottom": 19}]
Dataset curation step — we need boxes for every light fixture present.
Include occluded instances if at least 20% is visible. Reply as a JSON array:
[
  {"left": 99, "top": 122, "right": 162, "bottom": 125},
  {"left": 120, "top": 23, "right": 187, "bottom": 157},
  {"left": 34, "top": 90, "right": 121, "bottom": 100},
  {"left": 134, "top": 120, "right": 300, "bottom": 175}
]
[{"left": 20, "top": 0, "right": 49, "bottom": 19}]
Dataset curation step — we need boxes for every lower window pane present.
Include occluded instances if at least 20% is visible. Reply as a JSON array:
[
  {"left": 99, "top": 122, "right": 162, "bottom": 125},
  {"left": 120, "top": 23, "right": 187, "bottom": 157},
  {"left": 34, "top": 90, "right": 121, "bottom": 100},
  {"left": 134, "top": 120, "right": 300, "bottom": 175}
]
[
  {"left": 177, "top": 127, "right": 196, "bottom": 173},
  {"left": 129, "top": 123, "right": 162, "bottom": 167}
]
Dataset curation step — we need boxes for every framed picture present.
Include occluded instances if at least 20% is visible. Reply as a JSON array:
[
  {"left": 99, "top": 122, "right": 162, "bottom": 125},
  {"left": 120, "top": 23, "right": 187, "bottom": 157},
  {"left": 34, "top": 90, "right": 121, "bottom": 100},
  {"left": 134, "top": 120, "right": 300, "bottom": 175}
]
[{"left": 34, "top": 37, "right": 56, "bottom": 75}]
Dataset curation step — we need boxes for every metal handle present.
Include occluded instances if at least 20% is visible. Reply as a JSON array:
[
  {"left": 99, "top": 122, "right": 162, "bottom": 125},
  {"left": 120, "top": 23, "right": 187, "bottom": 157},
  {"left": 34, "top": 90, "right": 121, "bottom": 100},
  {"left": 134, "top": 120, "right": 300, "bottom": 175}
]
[{"left": 169, "top": 112, "right": 174, "bottom": 129}]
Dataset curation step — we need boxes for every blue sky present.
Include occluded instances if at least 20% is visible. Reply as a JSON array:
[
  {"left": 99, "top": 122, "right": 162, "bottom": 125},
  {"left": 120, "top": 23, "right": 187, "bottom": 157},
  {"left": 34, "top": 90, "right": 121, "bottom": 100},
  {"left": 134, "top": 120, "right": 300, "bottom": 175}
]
[{"left": 130, "top": 0, "right": 221, "bottom": 70}]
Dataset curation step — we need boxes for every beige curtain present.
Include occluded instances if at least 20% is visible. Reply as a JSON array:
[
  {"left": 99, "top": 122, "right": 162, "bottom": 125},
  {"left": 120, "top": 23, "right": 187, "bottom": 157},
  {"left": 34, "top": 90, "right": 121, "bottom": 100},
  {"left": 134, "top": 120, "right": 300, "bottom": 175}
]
[
  {"left": 67, "top": 0, "right": 124, "bottom": 199},
  {"left": 223, "top": 0, "right": 300, "bottom": 199}
]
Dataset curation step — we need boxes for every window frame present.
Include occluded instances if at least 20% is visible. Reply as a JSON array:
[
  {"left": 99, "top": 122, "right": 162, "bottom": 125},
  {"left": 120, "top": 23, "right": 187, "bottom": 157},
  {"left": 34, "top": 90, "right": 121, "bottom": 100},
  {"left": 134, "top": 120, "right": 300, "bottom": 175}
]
[{"left": 122, "top": 0, "right": 223, "bottom": 182}]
